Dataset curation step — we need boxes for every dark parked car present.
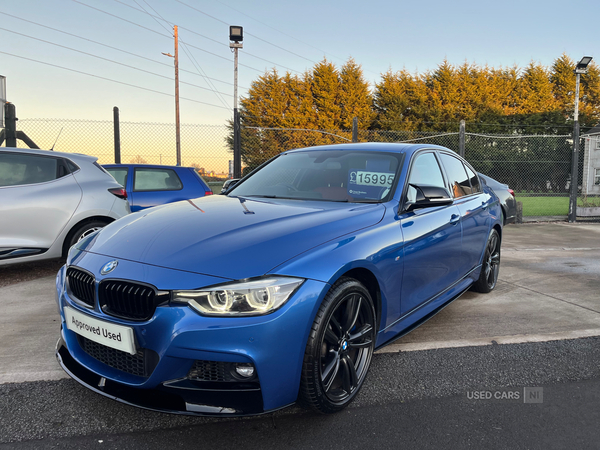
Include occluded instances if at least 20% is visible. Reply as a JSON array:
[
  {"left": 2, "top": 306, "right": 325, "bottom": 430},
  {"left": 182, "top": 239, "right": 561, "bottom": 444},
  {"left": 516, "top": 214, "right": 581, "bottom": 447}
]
[
  {"left": 103, "top": 164, "right": 213, "bottom": 212},
  {"left": 478, "top": 173, "right": 516, "bottom": 224},
  {"left": 57, "top": 143, "right": 502, "bottom": 416}
]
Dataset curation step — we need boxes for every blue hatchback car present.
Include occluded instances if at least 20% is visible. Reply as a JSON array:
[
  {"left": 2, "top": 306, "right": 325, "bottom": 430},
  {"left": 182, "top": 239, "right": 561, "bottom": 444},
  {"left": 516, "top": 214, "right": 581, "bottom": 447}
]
[
  {"left": 56, "top": 143, "right": 502, "bottom": 416},
  {"left": 103, "top": 164, "right": 213, "bottom": 212}
]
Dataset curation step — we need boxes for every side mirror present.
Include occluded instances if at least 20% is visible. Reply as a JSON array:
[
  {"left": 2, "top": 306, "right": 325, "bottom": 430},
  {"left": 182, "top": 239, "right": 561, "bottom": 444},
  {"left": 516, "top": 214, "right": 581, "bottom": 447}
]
[
  {"left": 406, "top": 184, "right": 453, "bottom": 211},
  {"left": 220, "top": 178, "right": 240, "bottom": 194}
]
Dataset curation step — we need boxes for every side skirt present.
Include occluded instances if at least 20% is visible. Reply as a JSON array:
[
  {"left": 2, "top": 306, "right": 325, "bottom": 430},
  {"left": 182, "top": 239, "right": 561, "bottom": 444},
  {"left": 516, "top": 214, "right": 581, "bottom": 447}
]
[{"left": 374, "top": 267, "right": 479, "bottom": 350}]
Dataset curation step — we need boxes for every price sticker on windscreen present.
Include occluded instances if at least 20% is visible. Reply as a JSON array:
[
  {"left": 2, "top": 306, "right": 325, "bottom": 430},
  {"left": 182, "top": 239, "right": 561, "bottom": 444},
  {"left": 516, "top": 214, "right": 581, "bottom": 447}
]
[{"left": 348, "top": 170, "right": 395, "bottom": 199}]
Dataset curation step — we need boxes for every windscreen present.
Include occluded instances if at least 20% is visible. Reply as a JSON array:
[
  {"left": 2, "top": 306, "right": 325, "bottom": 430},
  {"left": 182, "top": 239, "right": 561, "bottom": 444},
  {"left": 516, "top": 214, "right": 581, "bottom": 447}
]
[{"left": 229, "top": 150, "right": 403, "bottom": 203}]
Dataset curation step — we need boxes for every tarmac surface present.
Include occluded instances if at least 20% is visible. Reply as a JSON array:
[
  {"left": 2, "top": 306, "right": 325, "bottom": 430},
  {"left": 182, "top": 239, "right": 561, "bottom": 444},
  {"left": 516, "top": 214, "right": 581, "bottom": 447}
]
[{"left": 1, "top": 222, "right": 599, "bottom": 446}]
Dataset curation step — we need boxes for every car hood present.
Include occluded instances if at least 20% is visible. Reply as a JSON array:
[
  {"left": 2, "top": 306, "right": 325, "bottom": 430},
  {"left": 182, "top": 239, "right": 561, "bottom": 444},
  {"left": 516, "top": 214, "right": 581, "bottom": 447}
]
[{"left": 85, "top": 195, "right": 386, "bottom": 280}]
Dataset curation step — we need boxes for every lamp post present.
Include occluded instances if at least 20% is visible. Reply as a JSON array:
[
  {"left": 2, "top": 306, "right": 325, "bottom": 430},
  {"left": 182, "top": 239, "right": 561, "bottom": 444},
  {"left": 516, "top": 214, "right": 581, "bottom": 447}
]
[
  {"left": 230, "top": 26, "right": 243, "bottom": 179},
  {"left": 568, "top": 56, "right": 593, "bottom": 222}
]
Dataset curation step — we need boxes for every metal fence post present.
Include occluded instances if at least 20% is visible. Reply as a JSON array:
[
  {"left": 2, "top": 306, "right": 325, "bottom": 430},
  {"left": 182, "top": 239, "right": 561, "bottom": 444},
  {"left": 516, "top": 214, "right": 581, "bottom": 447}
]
[
  {"left": 459, "top": 120, "right": 465, "bottom": 158},
  {"left": 233, "top": 109, "right": 241, "bottom": 178},
  {"left": 352, "top": 117, "right": 358, "bottom": 143},
  {"left": 113, "top": 106, "right": 121, "bottom": 164},
  {"left": 5, "top": 103, "right": 17, "bottom": 147},
  {"left": 568, "top": 121, "right": 580, "bottom": 222}
]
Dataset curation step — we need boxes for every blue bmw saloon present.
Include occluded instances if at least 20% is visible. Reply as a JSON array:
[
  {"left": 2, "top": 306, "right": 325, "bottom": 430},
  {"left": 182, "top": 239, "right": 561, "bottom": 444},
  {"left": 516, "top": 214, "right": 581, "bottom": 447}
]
[{"left": 55, "top": 143, "right": 502, "bottom": 416}]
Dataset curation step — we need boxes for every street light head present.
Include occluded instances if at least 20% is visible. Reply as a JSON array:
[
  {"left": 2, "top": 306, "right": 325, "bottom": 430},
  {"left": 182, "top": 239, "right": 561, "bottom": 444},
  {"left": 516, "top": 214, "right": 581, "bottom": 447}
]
[
  {"left": 229, "top": 25, "right": 243, "bottom": 42},
  {"left": 575, "top": 56, "right": 593, "bottom": 74}
]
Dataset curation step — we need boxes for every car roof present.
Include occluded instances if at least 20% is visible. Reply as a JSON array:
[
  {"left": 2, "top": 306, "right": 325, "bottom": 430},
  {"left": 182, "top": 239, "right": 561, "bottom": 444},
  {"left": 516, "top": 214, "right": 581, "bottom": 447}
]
[
  {"left": 284, "top": 142, "right": 452, "bottom": 157},
  {"left": 103, "top": 164, "right": 194, "bottom": 170},
  {"left": 0, "top": 146, "right": 98, "bottom": 163}
]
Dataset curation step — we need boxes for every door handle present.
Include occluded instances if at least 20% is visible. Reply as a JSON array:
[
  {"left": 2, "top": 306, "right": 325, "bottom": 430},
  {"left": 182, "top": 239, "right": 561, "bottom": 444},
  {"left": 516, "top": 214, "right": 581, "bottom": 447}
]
[
  {"left": 481, "top": 201, "right": 488, "bottom": 210},
  {"left": 450, "top": 214, "right": 460, "bottom": 225}
]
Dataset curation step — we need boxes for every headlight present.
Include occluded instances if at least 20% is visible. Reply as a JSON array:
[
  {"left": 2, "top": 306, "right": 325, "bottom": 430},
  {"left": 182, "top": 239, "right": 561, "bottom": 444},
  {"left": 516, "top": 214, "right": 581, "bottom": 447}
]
[{"left": 172, "top": 277, "right": 304, "bottom": 316}]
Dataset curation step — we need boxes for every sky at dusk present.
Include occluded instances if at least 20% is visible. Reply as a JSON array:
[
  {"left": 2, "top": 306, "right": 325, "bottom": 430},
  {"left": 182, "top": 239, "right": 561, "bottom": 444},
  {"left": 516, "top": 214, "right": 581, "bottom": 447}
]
[{"left": 1, "top": 0, "right": 598, "bottom": 127}]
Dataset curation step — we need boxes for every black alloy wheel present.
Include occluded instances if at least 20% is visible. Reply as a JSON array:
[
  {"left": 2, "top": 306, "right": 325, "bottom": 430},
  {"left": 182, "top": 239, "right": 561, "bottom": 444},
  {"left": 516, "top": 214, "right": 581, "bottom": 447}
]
[
  {"left": 299, "top": 278, "right": 376, "bottom": 413},
  {"left": 472, "top": 229, "right": 501, "bottom": 293}
]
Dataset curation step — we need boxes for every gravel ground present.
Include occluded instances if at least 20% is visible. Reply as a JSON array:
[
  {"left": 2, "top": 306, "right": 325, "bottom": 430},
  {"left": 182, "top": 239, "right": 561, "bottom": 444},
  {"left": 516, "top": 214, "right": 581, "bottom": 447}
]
[
  {"left": 1, "top": 336, "right": 599, "bottom": 444},
  {"left": 0, "top": 259, "right": 64, "bottom": 288}
]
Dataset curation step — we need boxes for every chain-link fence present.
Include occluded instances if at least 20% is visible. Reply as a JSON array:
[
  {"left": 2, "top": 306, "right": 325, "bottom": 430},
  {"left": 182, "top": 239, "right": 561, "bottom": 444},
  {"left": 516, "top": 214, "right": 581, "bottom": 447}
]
[
  {"left": 10, "top": 119, "right": 231, "bottom": 176},
  {"left": 2, "top": 117, "right": 598, "bottom": 219},
  {"left": 580, "top": 133, "right": 600, "bottom": 219}
]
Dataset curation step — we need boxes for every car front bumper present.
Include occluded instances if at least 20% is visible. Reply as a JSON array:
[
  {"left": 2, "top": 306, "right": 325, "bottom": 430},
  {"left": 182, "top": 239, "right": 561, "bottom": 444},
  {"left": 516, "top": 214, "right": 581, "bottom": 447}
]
[{"left": 55, "top": 260, "right": 328, "bottom": 416}]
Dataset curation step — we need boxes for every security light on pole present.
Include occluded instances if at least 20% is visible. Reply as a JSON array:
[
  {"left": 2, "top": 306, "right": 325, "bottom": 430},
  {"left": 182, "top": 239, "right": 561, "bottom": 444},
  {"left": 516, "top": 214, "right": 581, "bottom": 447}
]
[
  {"left": 575, "top": 56, "right": 593, "bottom": 74},
  {"left": 568, "top": 55, "right": 593, "bottom": 222},
  {"left": 229, "top": 26, "right": 243, "bottom": 43},
  {"left": 230, "top": 26, "right": 243, "bottom": 179}
]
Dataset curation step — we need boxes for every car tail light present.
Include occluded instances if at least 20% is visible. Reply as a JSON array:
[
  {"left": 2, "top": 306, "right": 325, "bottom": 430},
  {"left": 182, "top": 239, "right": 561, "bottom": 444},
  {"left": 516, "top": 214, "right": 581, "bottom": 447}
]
[
  {"left": 108, "top": 187, "right": 127, "bottom": 199},
  {"left": 205, "top": 190, "right": 213, "bottom": 196},
  {"left": 508, "top": 189, "right": 515, "bottom": 197}
]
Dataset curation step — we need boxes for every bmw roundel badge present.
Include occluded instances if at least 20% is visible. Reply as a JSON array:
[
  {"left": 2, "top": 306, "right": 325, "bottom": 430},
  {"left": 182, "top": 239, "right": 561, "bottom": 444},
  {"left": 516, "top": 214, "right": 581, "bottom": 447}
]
[{"left": 100, "top": 260, "right": 118, "bottom": 275}]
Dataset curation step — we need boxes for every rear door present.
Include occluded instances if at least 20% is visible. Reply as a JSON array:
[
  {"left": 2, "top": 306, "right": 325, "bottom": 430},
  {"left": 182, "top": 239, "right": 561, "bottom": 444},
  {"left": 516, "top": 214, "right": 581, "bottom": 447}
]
[
  {"left": 400, "top": 151, "right": 463, "bottom": 314},
  {"left": 129, "top": 167, "right": 184, "bottom": 212},
  {"left": 0, "top": 152, "right": 82, "bottom": 253}
]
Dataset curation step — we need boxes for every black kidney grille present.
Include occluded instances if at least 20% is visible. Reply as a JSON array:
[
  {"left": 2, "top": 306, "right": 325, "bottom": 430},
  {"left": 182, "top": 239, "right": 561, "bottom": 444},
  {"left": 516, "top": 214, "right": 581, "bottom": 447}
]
[
  {"left": 99, "top": 280, "right": 158, "bottom": 321},
  {"left": 188, "top": 360, "right": 235, "bottom": 382},
  {"left": 78, "top": 336, "right": 155, "bottom": 377},
  {"left": 67, "top": 267, "right": 95, "bottom": 307}
]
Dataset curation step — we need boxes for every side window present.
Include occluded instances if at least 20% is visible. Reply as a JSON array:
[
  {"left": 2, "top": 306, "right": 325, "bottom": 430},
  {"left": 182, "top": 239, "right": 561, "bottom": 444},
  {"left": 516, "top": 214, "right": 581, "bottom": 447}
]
[
  {"left": 106, "top": 168, "right": 128, "bottom": 187},
  {"left": 464, "top": 165, "right": 481, "bottom": 193},
  {"left": 57, "top": 159, "right": 71, "bottom": 179},
  {"left": 439, "top": 153, "right": 471, "bottom": 199},
  {"left": 0, "top": 153, "right": 59, "bottom": 187},
  {"left": 66, "top": 160, "right": 79, "bottom": 173},
  {"left": 133, "top": 168, "right": 183, "bottom": 191},
  {"left": 406, "top": 152, "right": 446, "bottom": 203}
]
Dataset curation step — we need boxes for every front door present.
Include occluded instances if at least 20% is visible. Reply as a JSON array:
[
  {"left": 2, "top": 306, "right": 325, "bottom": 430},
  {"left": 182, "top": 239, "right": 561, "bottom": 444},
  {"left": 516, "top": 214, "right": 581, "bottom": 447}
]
[
  {"left": 400, "top": 152, "right": 463, "bottom": 314},
  {"left": 0, "top": 152, "right": 81, "bottom": 252}
]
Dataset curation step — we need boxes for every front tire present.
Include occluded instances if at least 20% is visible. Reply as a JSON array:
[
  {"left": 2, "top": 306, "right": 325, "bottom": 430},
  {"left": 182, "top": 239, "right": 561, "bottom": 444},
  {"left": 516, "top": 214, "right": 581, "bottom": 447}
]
[
  {"left": 298, "top": 277, "right": 376, "bottom": 413},
  {"left": 472, "top": 229, "right": 501, "bottom": 293}
]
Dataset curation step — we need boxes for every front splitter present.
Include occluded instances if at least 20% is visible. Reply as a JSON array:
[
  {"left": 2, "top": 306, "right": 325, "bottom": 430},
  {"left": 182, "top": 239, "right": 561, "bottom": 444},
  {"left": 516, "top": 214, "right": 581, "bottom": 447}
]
[{"left": 55, "top": 335, "right": 279, "bottom": 417}]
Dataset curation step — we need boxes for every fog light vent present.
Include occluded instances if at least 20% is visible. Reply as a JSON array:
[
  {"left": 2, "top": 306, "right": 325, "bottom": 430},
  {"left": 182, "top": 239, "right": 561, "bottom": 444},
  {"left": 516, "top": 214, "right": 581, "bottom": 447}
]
[
  {"left": 187, "top": 360, "right": 257, "bottom": 382},
  {"left": 188, "top": 360, "right": 231, "bottom": 382}
]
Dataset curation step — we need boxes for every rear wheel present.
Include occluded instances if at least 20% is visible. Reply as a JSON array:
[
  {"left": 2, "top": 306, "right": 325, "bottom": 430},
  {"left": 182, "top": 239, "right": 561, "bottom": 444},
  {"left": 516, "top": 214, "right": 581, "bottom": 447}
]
[
  {"left": 472, "top": 229, "right": 501, "bottom": 293},
  {"left": 63, "top": 220, "right": 108, "bottom": 256},
  {"left": 299, "top": 277, "right": 376, "bottom": 413}
]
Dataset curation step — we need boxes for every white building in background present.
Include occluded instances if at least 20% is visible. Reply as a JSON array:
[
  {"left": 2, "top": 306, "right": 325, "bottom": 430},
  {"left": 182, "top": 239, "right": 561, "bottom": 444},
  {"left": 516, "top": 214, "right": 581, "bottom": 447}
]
[{"left": 582, "top": 125, "right": 600, "bottom": 195}]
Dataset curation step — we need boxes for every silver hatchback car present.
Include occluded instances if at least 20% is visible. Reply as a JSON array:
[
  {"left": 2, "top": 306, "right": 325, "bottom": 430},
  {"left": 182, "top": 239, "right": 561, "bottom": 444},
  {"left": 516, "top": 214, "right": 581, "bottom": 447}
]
[{"left": 0, "top": 147, "right": 130, "bottom": 266}]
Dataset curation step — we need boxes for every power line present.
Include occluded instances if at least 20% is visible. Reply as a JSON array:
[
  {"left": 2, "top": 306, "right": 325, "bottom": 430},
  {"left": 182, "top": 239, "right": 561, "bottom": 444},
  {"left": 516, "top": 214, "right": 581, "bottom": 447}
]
[
  {"left": 213, "top": 0, "right": 380, "bottom": 77},
  {"left": 0, "top": 27, "right": 233, "bottom": 98},
  {"left": 112, "top": 0, "right": 225, "bottom": 47},
  {"left": 214, "top": 0, "right": 346, "bottom": 62},
  {"left": 72, "top": 0, "right": 169, "bottom": 38},
  {"left": 0, "top": 50, "right": 230, "bottom": 110},
  {"left": 71, "top": 0, "right": 264, "bottom": 72},
  {"left": 133, "top": 0, "right": 172, "bottom": 35},
  {"left": 110, "top": 0, "right": 301, "bottom": 74},
  {"left": 180, "top": 43, "right": 230, "bottom": 108},
  {"left": 134, "top": 0, "right": 230, "bottom": 108},
  {"left": 172, "top": 0, "right": 318, "bottom": 65},
  {"left": 0, "top": 11, "right": 245, "bottom": 88}
]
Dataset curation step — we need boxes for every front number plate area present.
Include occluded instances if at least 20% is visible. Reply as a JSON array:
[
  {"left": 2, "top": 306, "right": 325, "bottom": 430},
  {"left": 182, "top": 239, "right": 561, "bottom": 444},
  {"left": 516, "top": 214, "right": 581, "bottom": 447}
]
[{"left": 64, "top": 306, "right": 136, "bottom": 355}]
